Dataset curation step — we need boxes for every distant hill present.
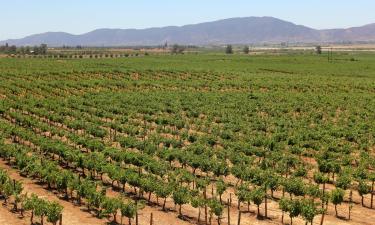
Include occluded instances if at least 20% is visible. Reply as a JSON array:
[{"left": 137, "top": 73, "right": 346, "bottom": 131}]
[{"left": 1, "top": 17, "right": 375, "bottom": 46}]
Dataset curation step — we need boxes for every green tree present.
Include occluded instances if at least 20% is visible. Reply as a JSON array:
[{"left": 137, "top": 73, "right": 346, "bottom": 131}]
[
  {"left": 279, "top": 198, "right": 290, "bottom": 224},
  {"left": 358, "top": 179, "right": 370, "bottom": 206},
  {"left": 47, "top": 201, "right": 63, "bottom": 225},
  {"left": 23, "top": 194, "right": 39, "bottom": 224},
  {"left": 191, "top": 195, "right": 205, "bottom": 223},
  {"left": 155, "top": 184, "right": 172, "bottom": 211},
  {"left": 314, "top": 172, "right": 329, "bottom": 201},
  {"left": 101, "top": 197, "right": 121, "bottom": 222},
  {"left": 40, "top": 44, "right": 48, "bottom": 55},
  {"left": 87, "top": 190, "right": 105, "bottom": 215},
  {"left": 11, "top": 180, "right": 23, "bottom": 211},
  {"left": 173, "top": 186, "right": 190, "bottom": 217},
  {"left": 330, "top": 188, "right": 344, "bottom": 217},
  {"left": 216, "top": 178, "right": 227, "bottom": 203},
  {"left": 225, "top": 45, "right": 233, "bottom": 54},
  {"left": 289, "top": 199, "right": 301, "bottom": 225},
  {"left": 336, "top": 171, "right": 352, "bottom": 219},
  {"left": 243, "top": 46, "right": 250, "bottom": 54},
  {"left": 208, "top": 198, "right": 224, "bottom": 225},
  {"left": 336, "top": 173, "right": 352, "bottom": 190},
  {"left": 284, "top": 177, "right": 305, "bottom": 199},
  {"left": 236, "top": 183, "right": 250, "bottom": 210},
  {"left": 56, "top": 170, "right": 73, "bottom": 199},
  {"left": 301, "top": 199, "right": 319, "bottom": 225},
  {"left": 250, "top": 188, "right": 264, "bottom": 218},
  {"left": 120, "top": 202, "right": 136, "bottom": 225},
  {"left": 2, "top": 181, "right": 13, "bottom": 205},
  {"left": 34, "top": 198, "right": 48, "bottom": 225}
]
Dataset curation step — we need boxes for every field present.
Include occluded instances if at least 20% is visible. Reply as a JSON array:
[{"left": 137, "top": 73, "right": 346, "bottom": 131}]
[{"left": 0, "top": 52, "right": 374, "bottom": 225}]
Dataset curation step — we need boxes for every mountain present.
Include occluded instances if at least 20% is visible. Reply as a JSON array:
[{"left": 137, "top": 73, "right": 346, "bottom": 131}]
[
  {"left": 1, "top": 17, "right": 375, "bottom": 46},
  {"left": 321, "top": 23, "right": 375, "bottom": 42}
]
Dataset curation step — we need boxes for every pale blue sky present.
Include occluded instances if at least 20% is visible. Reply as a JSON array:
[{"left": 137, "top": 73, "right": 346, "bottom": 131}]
[{"left": 1, "top": 0, "right": 375, "bottom": 40}]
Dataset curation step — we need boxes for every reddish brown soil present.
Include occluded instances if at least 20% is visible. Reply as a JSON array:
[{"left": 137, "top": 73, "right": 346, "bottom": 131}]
[{"left": 0, "top": 204, "right": 28, "bottom": 225}]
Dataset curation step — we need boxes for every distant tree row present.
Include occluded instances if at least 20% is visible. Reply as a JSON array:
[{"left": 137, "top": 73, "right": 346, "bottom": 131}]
[
  {"left": 0, "top": 43, "right": 17, "bottom": 54},
  {"left": 0, "top": 43, "right": 48, "bottom": 55},
  {"left": 170, "top": 44, "right": 186, "bottom": 54},
  {"left": 225, "top": 45, "right": 250, "bottom": 54},
  {"left": 62, "top": 45, "right": 83, "bottom": 49}
]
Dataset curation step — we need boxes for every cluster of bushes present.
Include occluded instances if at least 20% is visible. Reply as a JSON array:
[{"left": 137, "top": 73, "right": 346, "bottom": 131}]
[{"left": 0, "top": 169, "right": 63, "bottom": 225}]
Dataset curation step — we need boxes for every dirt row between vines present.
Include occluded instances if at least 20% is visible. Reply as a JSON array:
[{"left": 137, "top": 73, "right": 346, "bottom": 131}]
[
  {"left": 3, "top": 113, "right": 375, "bottom": 225},
  {"left": 3, "top": 155, "right": 374, "bottom": 225},
  {"left": 0, "top": 154, "right": 195, "bottom": 225},
  {"left": 2, "top": 112, "right": 375, "bottom": 225}
]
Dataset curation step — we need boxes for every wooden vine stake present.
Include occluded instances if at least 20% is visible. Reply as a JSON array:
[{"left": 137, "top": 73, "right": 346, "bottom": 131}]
[
  {"left": 227, "top": 199, "right": 231, "bottom": 225},
  {"left": 237, "top": 210, "right": 241, "bottom": 225}
]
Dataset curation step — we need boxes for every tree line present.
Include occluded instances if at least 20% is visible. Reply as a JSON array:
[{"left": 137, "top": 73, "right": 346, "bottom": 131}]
[
  {"left": 225, "top": 45, "right": 250, "bottom": 54},
  {"left": 0, "top": 43, "right": 48, "bottom": 55}
]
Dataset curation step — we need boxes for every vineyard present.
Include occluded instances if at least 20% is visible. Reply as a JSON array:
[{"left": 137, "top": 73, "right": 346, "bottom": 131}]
[{"left": 0, "top": 53, "right": 374, "bottom": 225}]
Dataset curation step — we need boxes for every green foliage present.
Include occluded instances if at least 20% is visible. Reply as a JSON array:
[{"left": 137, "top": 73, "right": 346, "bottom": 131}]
[
  {"left": 225, "top": 45, "right": 233, "bottom": 54},
  {"left": 101, "top": 197, "right": 122, "bottom": 221},
  {"left": 208, "top": 198, "right": 224, "bottom": 217},
  {"left": 121, "top": 201, "right": 137, "bottom": 219},
  {"left": 313, "top": 172, "right": 329, "bottom": 184},
  {"left": 279, "top": 197, "right": 290, "bottom": 213},
  {"left": 47, "top": 201, "right": 63, "bottom": 224},
  {"left": 172, "top": 186, "right": 191, "bottom": 206},
  {"left": 23, "top": 194, "right": 39, "bottom": 211},
  {"left": 236, "top": 184, "right": 251, "bottom": 203},
  {"left": 243, "top": 46, "right": 250, "bottom": 54},
  {"left": 284, "top": 177, "right": 305, "bottom": 197},
  {"left": 330, "top": 188, "right": 345, "bottom": 206},
  {"left": 279, "top": 198, "right": 302, "bottom": 220},
  {"left": 336, "top": 173, "right": 352, "bottom": 190},
  {"left": 301, "top": 199, "right": 319, "bottom": 223},
  {"left": 155, "top": 183, "right": 173, "bottom": 198},
  {"left": 216, "top": 178, "right": 227, "bottom": 196},
  {"left": 250, "top": 188, "right": 264, "bottom": 206},
  {"left": 289, "top": 199, "right": 302, "bottom": 219},
  {"left": 358, "top": 180, "right": 370, "bottom": 196},
  {"left": 191, "top": 195, "right": 205, "bottom": 209}
]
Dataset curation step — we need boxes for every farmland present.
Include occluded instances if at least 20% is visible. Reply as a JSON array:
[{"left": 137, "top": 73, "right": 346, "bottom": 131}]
[{"left": 0, "top": 52, "right": 374, "bottom": 225}]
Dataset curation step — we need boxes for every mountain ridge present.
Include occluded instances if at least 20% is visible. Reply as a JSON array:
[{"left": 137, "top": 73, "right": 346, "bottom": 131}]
[{"left": 1, "top": 17, "right": 375, "bottom": 46}]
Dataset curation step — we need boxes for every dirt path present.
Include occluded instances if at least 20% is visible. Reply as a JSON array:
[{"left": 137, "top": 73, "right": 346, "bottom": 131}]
[{"left": 0, "top": 205, "right": 28, "bottom": 225}]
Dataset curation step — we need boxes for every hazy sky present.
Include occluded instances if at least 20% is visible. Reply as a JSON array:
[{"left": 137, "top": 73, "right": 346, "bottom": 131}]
[{"left": 1, "top": 0, "right": 375, "bottom": 40}]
